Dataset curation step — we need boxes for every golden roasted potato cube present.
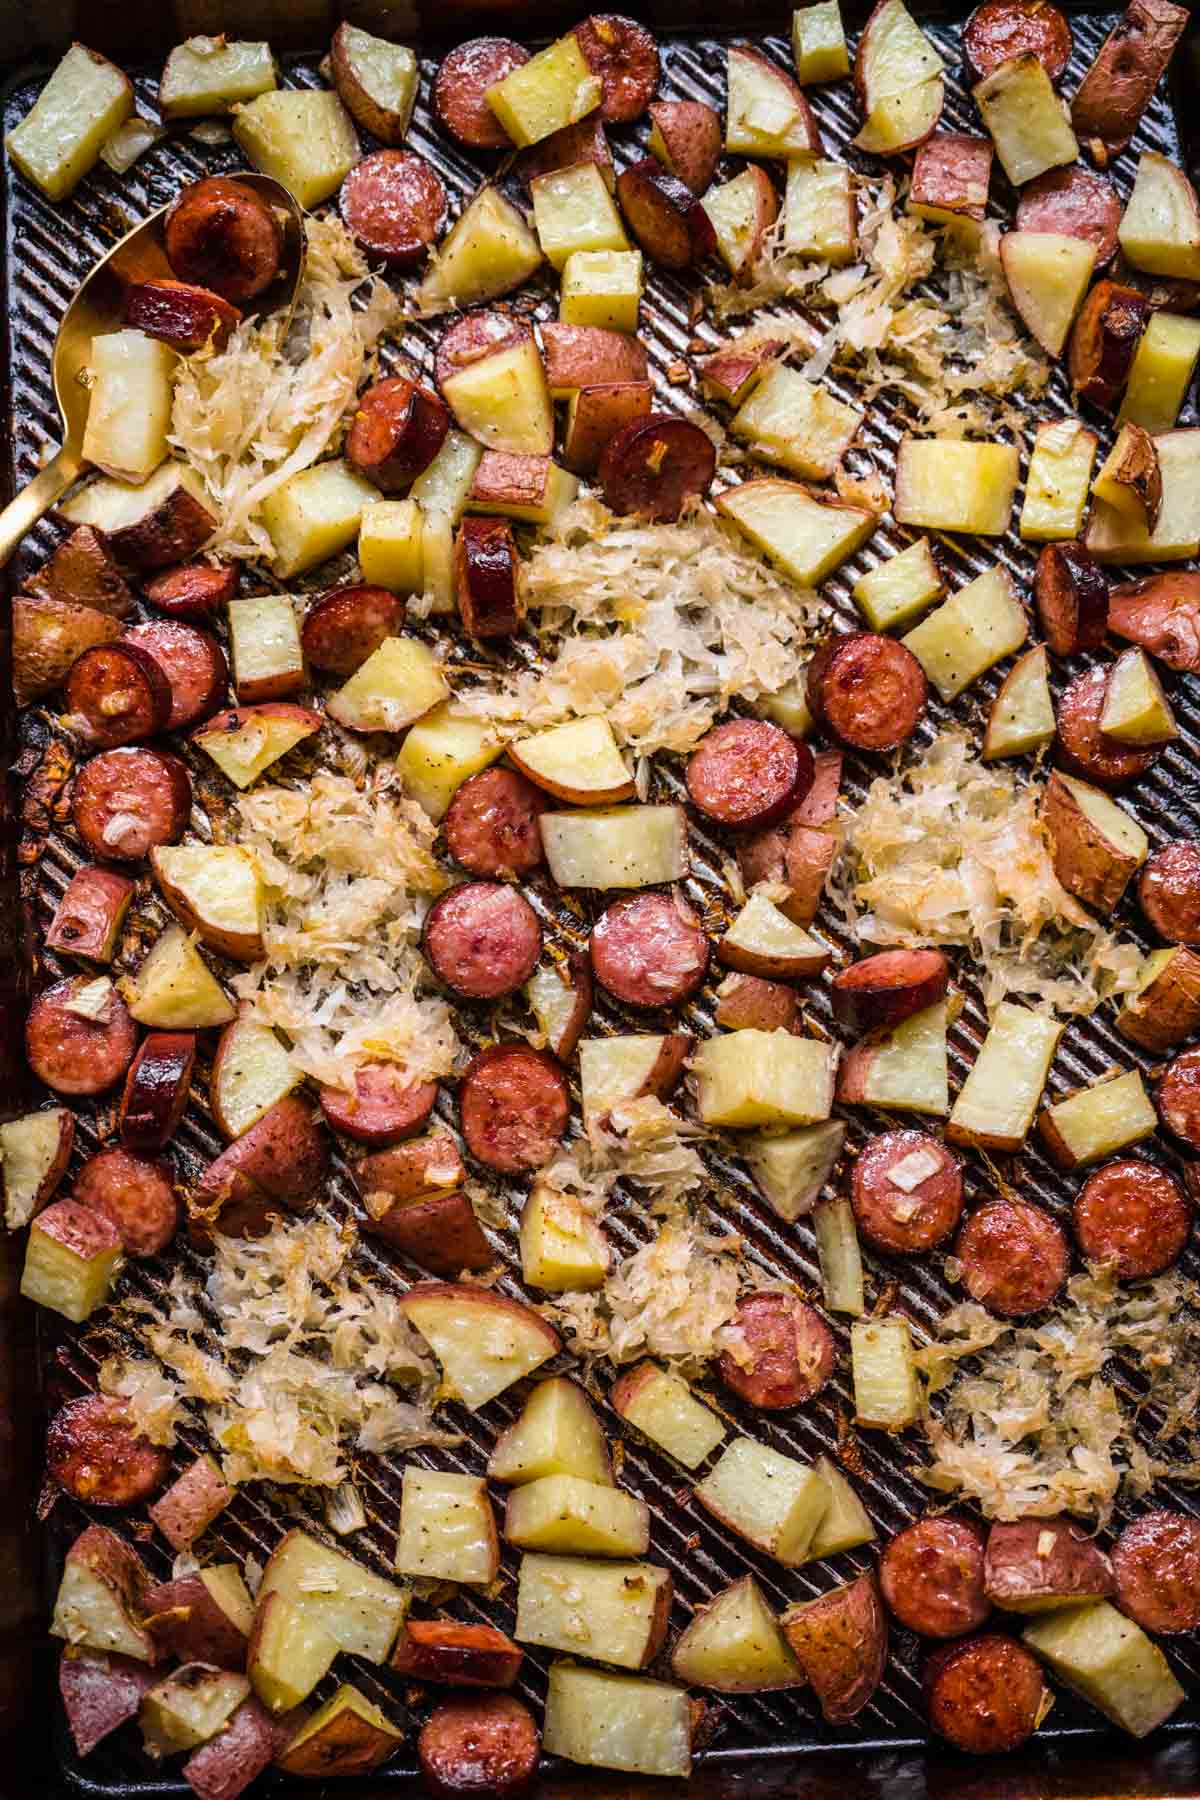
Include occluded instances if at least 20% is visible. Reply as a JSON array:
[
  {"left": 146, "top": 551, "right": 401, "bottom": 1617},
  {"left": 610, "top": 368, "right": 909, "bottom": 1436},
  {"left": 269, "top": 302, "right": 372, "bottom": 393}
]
[
  {"left": 701, "top": 167, "right": 779, "bottom": 278},
  {"left": 488, "top": 1376, "right": 613, "bottom": 1487},
  {"left": 983, "top": 645, "right": 1055, "bottom": 759},
  {"left": 947, "top": 1002, "right": 1063, "bottom": 1151},
  {"left": 420, "top": 513, "right": 454, "bottom": 616},
  {"left": 695, "top": 1029, "right": 837, "bottom": 1128},
  {"left": 395, "top": 701, "right": 499, "bottom": 821},
  {"left": 261, "top": 459, "right": 377, "bottom": 579},
  {"left": 901, "top": 566, "right": 1026, "bottom": 700},
  {"left": 326, "top": 637, "right": 448, "bottom": 735},
  {"left": 838, "top": 999, "right": 949, "bottom": 1116},
  {"left": 541, "top": 805, "right": 687, "bottom": 889},
  {"left": 531, "top": 161, "right": 628, "bottom": 269},
  {"left": 716, "top": 478, "right": 876, "bottom": 586},
  {"left": 1020, "top": 418, "right": 1098, "bottom": 542},
  {"left": 1023, "top": 1602, "right": 1184, "bottom": 1738},
  {"left": 417, "top": 187, "right": 544, "bottom": 314},
  {"left": 0, "top": 1107, "right": 73, "bottom": 1231},
  {"left": 894, "top": 437, "right": 1020, "bottom": 536},
  {"left": 1043, "top": 769, "right": 1149, "bottom": 916},
  {"left": 468, "top": 453, "right": 579, "bottom": 525},
  {"left": 440, "top": 338, "right": 554, "bottom": 458},
  {"left": 232, "top": 89, "right": 357, "bottom": 208},
  {"left": 276, "top": 1683, "right": 403, "bottom": 1777},
  {"left": 1101, "top": 647, "right": 1177, "bottom": 744},
  {"left": 973, "top": 53, "right": 1078, "bottom": 186},
  {"left": 852, "top": 538, "right": 942, "bottom": 631},
  {"left": 694, "top": 1438, "right": 827, "bottom": 1565},
  {"left": 259, "top": 1529, "right": 408, "bottom": 1662},
  {"left": 142, "top": 1666, "right": 250, "bottom": 1753},
  {"left": 209, "top": 1015, "right": 298, "bottom": 1142},
  {"left": 21, "top": 1199, "right": 121, "bottom": 1323},
  {"left": 505, "top": 1475, "right": 649, "bottom": 1557},
  {"left": 1118, "top": 150, "right": 1200, "bottom": 282},
  {"left": 853, "top": 0, "right": 946, "bottom": 157},
  {"left": 732, "top": 365, "right": 863, "bottom": 480},
  {"left": 560, "top": 249, "right": 643, "bottom": 332},
  {"left": 520, "top": 1184, "right": 609, "bottom": 1292},
  {"left": 82, "top": 331, "right": 176, "bottom": 486},
  {"left": 1117, "top": 946, "right": 1200, "bottom": 1053},
  {"left": 1039, "top": 1068, "right": 1157, "bottom": 1169},
  {"left": 1085, "top": 429, "right": 1200, "bottom": 564},
  {"left": 160, "top": 38, "right": 277, "bottom": 117},
  {"left": 359, "top": 500, "right": 423, "bottom": 593},
  {"left": 486, "top": 34, "right": 601, "bottom": 148},
  {"left": 726, "top": 44, "right": 819, "bottom": 157},
  {"left": 395, "top": 1468, "right": 499, "bottom": 1586},
  {"left": 784, "top": 159, "right": 856, "bottom": 264},
  {"left": 792, "top": 1, "right": 850, "bottom": 83},
  {"left": 672, "top": 1574, "right": 803, "bottom": 1692},
  {"left": 151, "top": 844, "right": 265, "bottom": 963},
  {"left": 6, "top": 43, "right": 133, "bottom": 202},
  {"left": 744, "top": 1120, "right": 846, "bottom": 1224},
  {"left": 192, "top": 704, "right": 320, "bottom": 791},
  {"left": 51, "top": 1526, "right": 154, "bottom": 1662},
  {"left": 807, "top": 1455, "right": 876, "bottom": 1557},
  {"left": 850, "top": 1316, "right": 919, "bottom": 1430},
  {"left": 543, "top": 1663, "right": 692, "bottom": 1778},
  {"left": 330, "top": 25, "right": 418, "bottom": 146},
  {"left": 399, "top": 1284, "right": 560, "bottom": 1409},
  {"left": 1120, "top": 313, "right": 1200, "bottom": 433},
  {"left": 248, "top": 1593, "right": 338, "bottom": 1714},
  {"left": 516, "top": 1554, "right": 671, "bottom": 1669},
  {"left": 609, "top": 1362, "right": 724, "bottom": 1469},
  {"left": 410, "top": 431, "right": 484, "bottom": 522},
  {"left": 1000, "top": 231, "right": 1096, "bottom": 358},
  {"left": 228, "top": 595, "right": 304, "bottom": 704},
  {"left": 752, "top": 675, "right": 813, "bottom": 737},
  {"left": 126, "top": 926, "right": 235, "bottom": 1029}
]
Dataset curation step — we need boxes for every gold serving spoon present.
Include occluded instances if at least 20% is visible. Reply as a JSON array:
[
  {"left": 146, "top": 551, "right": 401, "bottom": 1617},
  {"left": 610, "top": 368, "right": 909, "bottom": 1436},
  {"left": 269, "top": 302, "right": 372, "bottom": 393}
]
[{"left": 0, "top": 172, "right": 306, "bottom": 567}]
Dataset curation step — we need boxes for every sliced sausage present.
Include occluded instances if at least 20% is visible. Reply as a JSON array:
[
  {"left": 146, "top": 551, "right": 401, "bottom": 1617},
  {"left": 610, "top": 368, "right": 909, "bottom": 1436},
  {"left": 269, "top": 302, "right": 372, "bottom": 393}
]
[
  {"left": 301, "top": 584, "right": 406, "bottom": 676},
  {"left": 880, "top": 1516, "right": 990, "bottom": 1639},
  {"left": 954, "top": 1198, "right": 1069, "bottom": 1317},
  {"left": 444, "top": 767, "right": 545, "bottom": 878},
  {"left": 164, "top": 176, "right": 283, "bottom": 305},
  {"left": 459, "top": 1044, "right": 570, "bottom": 1174},
  {"left": 1055, "top": 665, "right": 1160, "bottom": 789},
  {"left": 433, "top": 39, "right": 531, "bottom": 149},
  {"left": 346, "top": 376, "right": 449, "bottom": 493},
  {"left": 807, "top": 633, "right": 927, "bottom": 754},
  {"left": 1034, "top": 542, "right": 1109, "bottom": 656},
  {"left": 1016, "top": 168, "right": 1122, "bottom": 267},
  {"left": 435, "top": 312, "right": 531, "bottom": 392},
  {"left": 45, "top": 866, "right": 135, "bottom": 964},
  {"left": 45, "top": 1394, "right": 171, "bottom": 1507},
  {"left": 1139, "top": 843, "right": 1200, "bottom": 944},
  {"left": 1068, "top": 281, "right": 1151, "bottom": 411},
  {"left": 418, "top": 1692, "right": 540, "bottom": 1800},
  {"left": 1073, "top": 1156, "right": 1190, "bottom": 1276},
  {"left": 74, "top": 1147, "right": 179, "bottom": 1257},
  {"left": 1113, "top": 1510, "right": 1200, "bottom": 1634},
  {"left": 962, "top": 1, "right": 1072, "bottom": 81},
  {"left": 851, "top": 1130, "right": 964, "bottom": 1254},
  {"left": 318, "top": 1065, "right": 439, "bottom": 1146},
  {"left": 598, "top": 415, "right": 715, "bottom": 522},
  {"left": 123, "top": 278, "right": 241, "bottom": 353},
  {"left": 686, "top": 720, "right": 813, "bottom": 831},
  {"left": 456, "top": 517, "right": 523, "bottom": 639},
  {"left": 423, "top": 883, "right": 542, "bottom": 1000},
  {"left": 64, "top": 642, "right": 171, "bottom": 747},
  {"left": 1070, "top": 0, "right": 1190, "bottom": 164},
  {"left": 119, "top": 1032, "right": 196, "bottom": 1155},
  {"left": 1158, "top": 1047, "right": 1200, "bottom": 1147},
  {"left": 615, "top": 158, "right": 715, "bottom": 270},
  {"left": 391, "top": 1620, "right": 523, "bottom": 1687},
  {"left": 575, "top": 15, "right": 660, "bottom": 121},
  {"left": 123, "top": 620, "right": 228, "bottom": 731},
  {"left": 72, "top": 747, "right": 191, "bottom": 862},
  {"left": 925, "top": 1634, "right": 1048, "bottom": 1755},
  {"left": 26, "top": 976, "right": 138, "bottom": 1097},
  {"left": 340, "top": 151, "right": 448, "bottom": 266},
  {"left": 589, "top": 892, "right": 710, "bottom": 1010},
  {"left": 715, "top": 972, "right": 800, "bottom": 1032},
  {"left": 1109, "top": 573, "right": 1200, "bottom": 674},
  {"left": 144, "top": 562, "right": 238, "bottom": 623},
  {"left": 718, "top": 1291, "right": 836, "bottom": 1409},
  {"left": 831, "top": 949, "right": 949, "bottom": 1037}
]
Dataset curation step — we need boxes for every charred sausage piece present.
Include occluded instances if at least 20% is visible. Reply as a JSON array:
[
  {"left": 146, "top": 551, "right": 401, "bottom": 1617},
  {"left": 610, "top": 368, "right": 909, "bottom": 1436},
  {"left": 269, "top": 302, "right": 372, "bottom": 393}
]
[
  {"left": 598, "top": 415, "right": 716, "bottom": 522},
  {"left": 318, "top": 1066, "right": 439, "bottom": 1146},
  {"left": 925, "top": 1634, "right": 1048, "bottom": 1755},
  {"left": 954, "top": 1199, "right": 1070, "bottom": 1318},
  {"left": 45, "top": 866, "right": 135, "bottom": 964},
  {"left": 1139, "top": 843, "right": 1200, "bottom": 944},
  {"left": 1109, "top": 573, "right": 1200, "bottom": 674},
  {"left": 347, "top": 376, "right": 449, "bottom": 493},
  {"left": 1015, "top": 167, "right": 1122, "bottom": 267},
  {"left": 74, "top": 1146, "right": 179, "bottom": 1257},
  {"left": 444, "top": 768, "right": 545, "bottom": 878},
  {"left": 1073, "top": 1156, "right": 1190, "bottom": 1277},
  {"left": 831, "top": 949, "right": 950, "bottom": 1037},
  {"left": 46, "top": 1394, "right": 171, "bottom": 1506},
  {"left": 718, "top": 1291, "right": 836, "bottom": 1409},
  {"left": 880, "top": 1516, "right": 991, "bottom": 1639},
  {"left": 72, "top": 747, "right": 192, "bottom": 863},
  {"left": 456, "top": 517, "right": 523, "bottom": 639},
  {"left": 1113, "top": 1509, "right": 1200, "bottom": 1633},
  {"left": 1068, "top": 281, "right": 1152, "bottom": 411},
  {"left": 340, "top": 151, "right": 448, "bottom": 266},
  {"left": 459, "top": 1044, "right": 570, "bottom": 1174},
  {"left": 714, "top": 972, "right": 801, "bottom": 1032},
  {"left": 806, "top": 633, "right": 927, "bottom": 754},
  {"left": 301, "top": 584, "right": 407, "bottom": 676},
  {"left": 1070, "top": 0, "right": 1190, "bottom": 164},
  {"left": 851, "top": 1130, "right": 964, "bottom": 1254},
  {"left": 1034, "top": 542, "right": 1109, "bottom": 656},
  {"left": 1158, "top": 1046, "right": 1200, "bottom": 1147},
  {"left": 423, "top": 883, "right": 542, "bottom": 1001},
  {"left": 26, "top": 976, "right": 138, "bottom": 1097},
  {"left": 164, "top": 176, "right": 284, "bottom": 305},
  {"left": 1056, "top": 665, "right": 1160, "bottom": 789},
  {"left": 589, "top": 892, "right": 710, "bottom": 1010},
  {"left": 64, "top": 642, "right": 172, "bottom": 747},
  {"left": 962, "top": 0, "right": 1073, "bottom": 81},
  {"left": 119, "top": 1032, "right": 197, "bottom": 1155},
  {"left": 418, "top": 1692, "right": 540, "bottom": 1800},
  {"left": 686, "top": 720, "right": 813, "bottom": 831},
  {"left": 123, "top": 621, "right": 229, "bottom": 731},
  {"left": 123, "top": 278, "right": 241, "bottom": 353},
  {"left": 433, "top": 39, "right": 531, "bottom": 148},
  {"left": 616, "top": 159, "right": 715, "bottom": 270},
  {"left": 144, "top": 562, "right": 238, "bottom": 623},
  {"left": 392, "top": 1619, "right": 523, "bottom": 1687},
  {"left": 575, "top": 15, "right": 660, "bottom": 121}
]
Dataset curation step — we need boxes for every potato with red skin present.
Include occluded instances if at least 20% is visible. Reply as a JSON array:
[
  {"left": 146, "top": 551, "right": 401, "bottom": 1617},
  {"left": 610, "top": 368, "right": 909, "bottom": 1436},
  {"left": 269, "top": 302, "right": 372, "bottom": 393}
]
[
  {"left": 715, "top": 972, "right": 800, "bottom": 1032},
  {"left": 782, "top": 1573, "right": 888, "bottom": 1724},
  {"left": 363, "top": 1187, "right": 491, "bottom": 1278},
  {"left": 563, "top": 382, "right": 653, "bottom": 476},
  {"left": 25, "top": 526, "right": 133, "bottom": 618},
  {"left": 60, "top": 1650, "right": 158, "bottom": 1758},
  {"left": 12, "top": 596, "right": 122, "bottom": 706},
  {"left": 1109, "top": 572, "right": 1200, "bottom": 672},
  {"left": 46, "top": 867, "right": 135, "bottom": 965},
  {"left": 192, "top": 1094, "right": 327, "bottom": 1240},
  {"left": 1070, "top": 0, "right": 1190, "bottom": 164},
  {"left": 144, "top": 1574, "right": 251, "bottom": 1670},
  {"left": 984, "top": 1518, "right": 1115, "bottom": 1612},
  {"left": 183, "top": 1697, "right": 280, "bottom": 1800},
  {"left": 148, "top": 1454, "right": 234, "bottom": 1552},
  {"left": 718, "top": 1291, "right": 835, "bottom": 1410},
  {"left": 539, "top": 322, "right": 648, "bottom": 395},
  {"left": 519, "top": 116, "right": 613, "bottom": 190},
  {"left": 1016, "top": 168, "right": 1122, "bottom": 266},
  {"left": 391, "top": 1620, "right": 522, "bottom": 1687},
  {"left": 1068, "top": 281, "right": 1152, "bottom": 410},
  {"left": 880, "top": 1516, "right": 990, "bottom": 1639},
  {"left": 647, "top": 100, "right": 721, "bottom": 196}
]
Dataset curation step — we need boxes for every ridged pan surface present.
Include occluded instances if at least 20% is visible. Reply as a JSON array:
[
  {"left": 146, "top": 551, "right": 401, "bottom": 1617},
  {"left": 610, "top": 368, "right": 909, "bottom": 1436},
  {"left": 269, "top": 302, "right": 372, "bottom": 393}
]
[{"left": 4, "top": 6, "right": 1200, "bottom": 1791}]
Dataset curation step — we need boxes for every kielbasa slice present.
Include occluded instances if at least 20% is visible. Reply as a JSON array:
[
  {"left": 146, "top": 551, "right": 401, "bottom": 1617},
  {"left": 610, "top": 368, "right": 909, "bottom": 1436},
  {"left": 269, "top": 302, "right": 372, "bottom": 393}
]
[
  {"left": 589, "top": 892, "right": 709, "bottom": 1010},
  {"left": 574, "top": 15, "right": 660, "bottom": 121},
  {"left": 164, "top": 176, "right": 283, "bottom": 305},
  {"left": 807, "top": 633, "right": 927, "bottom": 754},
  {"left": 26, "top": 976, "right": 138, "bottom": 1097},
  {"left": 1068, "top": 281, "right": 1151, "bottom": 411},
  {"left": 962, "top": 0, "right": 1072, "bottom": 81},
  {"left": 1016, "top": 168, "right": 1122, "bottom": 267},
  {"left": 598, "top": 415, "right": 716, "bottom": 522},
  {"left": 616, "top": 159, "right": 715, "bottom": 270},
  {"left": 831, "top": 949, "right": 949, "bottom": 1037},
  {"left": 444, "top": 767, "right": 545, "bottom": 878},
  {"left": 72, "top": 747, "right": 191, "bottom": 863},
  {"left": 459, "top": 1044, "right": 570, "bottom": 1174},
  {"left": 392, "top": 1620, "right": 523, "bottom": 1687},
  {"left": 64, "top": 642, "right": 171, "bottom": 747},
  {"left": 1139, "top": 843, "right": 1200, "bottom": 944},
  {"left": 301, "top": 584, "right": 407, "bottom": 676},
  {"left": 1034, "top": 542, "right": 1109, "bottom": 656},
  {"left": 718, "top": 1291, "right": 836, "bottom": 1409},
  {"left": 423, "top": 883, "right": 542, "bottom": 1000},
  {"left": 1113, "top": 1510, "right": 1200, "bottom": 1634},
  {"left": 123, "top": 621, "right": 229, "bottom": 731},
  {"left": 714, "top": 972, "right": 800, "bottom": 1032},
  {"left": 686, "top": 720, "right": 813, "bottom": 831},
  {"left": 418, "top": 1692, "right": 540, "bottom": 1800},
  {"left": 433, "top": 38, "right": 531, "bottom": 149},
  {"left": 456, "top": 517, "right": 523, "bottom": 639},
  {"left": 144, "top": 562, "right": 238, "bottom": 623},
  {"left": 347, "top": 376, "right": 449, "bottom": 493},
  {"left": 74, "top": 1147, "right": 179, "bottom": 1257},
  {"left": 880, "top": 1516, "right": 990, "bottom": 1639},
  {"left": 318, "top": 1065, "right": 439, "bottom": 1146},
  {"left": 925, "top": 1634, "right": 1048, "bottom": 1755},
  {"left": 851, "top": 1130, "right": 964, "bottom": 1254},
  {"left": 45, "top": 866, "right": 135, "bottom": 964},
  {"left": 1158, "top": 1046, "right": 1200, "bottom": 1147},
  {"left": 1055, "top": 665, "right": 1160, "bottom": 789},
  {"left": 46, "top": 1394, "right": 171, "bottom": 1507},
  {"left": 119, "top": 1032, "right": 196, "bottom": 1155},
  {"left": 1073, "top": 1156, "right": 1190, "bottom": 1277},
  {"left": 341, "top": 151, "right": 447, "bottom": 265},
  {"left": 123, "top": 278, "right": 241, "bottom": 353},
  {"left": 954, "top": 1198, "right": 1069, "bottom": 1317}
]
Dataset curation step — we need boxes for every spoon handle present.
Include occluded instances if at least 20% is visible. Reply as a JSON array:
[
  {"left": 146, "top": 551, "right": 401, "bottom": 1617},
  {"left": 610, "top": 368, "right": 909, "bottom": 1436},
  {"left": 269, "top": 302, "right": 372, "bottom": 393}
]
[{"left": 0, "top": 447, "right": 86, "bottom": 569}]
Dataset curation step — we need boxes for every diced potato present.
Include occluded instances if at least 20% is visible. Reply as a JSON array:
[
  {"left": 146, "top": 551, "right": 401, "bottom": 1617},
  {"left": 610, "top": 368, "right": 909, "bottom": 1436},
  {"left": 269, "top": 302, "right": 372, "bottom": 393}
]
[
  {"left": 1001, "top": 232, "right": 1096, "bottom": 358},
  {"left": 792, "top": 2, "right": 850, "bottom": 83},
  {"left": 541, "top": 805, "right": 687, "bottom": 889},
  {"left": 1100, "top": 648, "right": 1176, "bottom": 744},
  {"left": 509, "top": 715, "right": 633, "bottom": 804},
  {"left": 82, "top": 331, "right": 176, "bottom": 486},
  {"left": 560, "top": 249, "right": 643, "bottom": 332},
  {"left": 261, "top": 460, "right": 376, "bottom": 579},
  {"left": 851, "top": 1317, "right": 919, "bottom": 1430},
  {"left": 228, "top": 595, "right": 304, "bottom": 704},
  {"left": 192, "top": 704, "right": 320, "bottom": 790},
  {"left": 21, "top": 1199, "right": 121, "bottom": 1322},
  {"left": 1023, "top": 1602, "right": 1184, "bottom": 1738},
  {"left": 695, "top": 1438, "right": 827, "bottom": 1566},
  {"left": 1118, "top": 151, "right": 1200, "bottom": 282},
  {"left": 700, "top": 167, "right": 779, "bottom": 279},
  {"left": 902, "top": 565, "right": 1026, "bottom": 700},
  {"left": 543, "top": 1663, "right": 692, "bottom": 1779},
  {"left": 732, "top": 366, "right": 863, "bottom": 480},
  {"left": 532, "top": 161, "right": 628, "bottom": 269},
  {"left": 520, "top": 1183, "right": 609, "bottom": 1292},
  {"left": 837, "top": 999, "right": 949, "bottom": 1115},
  {"left": 784, "top": 159, "right": 856, "bottom": 264},
  {"left": 853, "top": 0, "right": 945, "bottom": 156},
  {"left": 1120, "top": 313, "right": 1200, "bottom": 433},
  {"left": 59, "top": 460, "right": 215, "bottom": 563},
  {"left": 720, "top": 892, "right": 830, "bottom": 980},
  {"left": 142, "top": 1666, "right": 250, "bottom": 1753},
  {"left": 973, "top": 54, "right": 1078, "bottom": 186},
  {"left": 1116, "top": 946, "right": 1200, "bottom": 1053},
  {"left": 696, "top": 1029, "right": 837, "bottom": 1129},
  {"left": 1, "top": 1107, "right": 73, "bottom": 1231},
  {"left": 813, "top": 1195, "right": 865, "bottom": 1318},
  {"left": 417, "top": 187, "right": 544, "bottom": 314},
  {"left": 1085, "top": 429, "right": 1200, "bottom": 565},
  {"left": 578, "top": 1035, "right": 689, "bottom": 1136},
  {"left": 160, "top": 38, "right": 277, "bottom": 118},
  {"left": 440, "top": 339, "right": 554, "bottom": 458},
  {"left": 806, "top": 1456, "right": 876, "bottom": 1558},
  {"left": 852, "top": 538, "right": 942, "bottom": 631},
  {"left": 6, "top": 43, "right": 133, "bottom": 202},
  {"left": 672, "top": 1575, "right": 803, "bottom": 1692},
  {"left": 468, "top": 453, "right": 579, "bottom": 525},
  {"left": 359, "top": 500, "right": 423, "bottom": 593},
  {"left": 894, "top": 438, "right": 1020, "bottom": 536},
  {"left": 326, "top": 637, "right": 448, "bottom": 735},
  {"left": 488, "top": 1376, "right": 613, "bottom": 1487},
  {"left": 419, "top": 510, "right": 454, "bottom": 615},
  {"left": 148, "top": 1453, "right": 234, "bottom": 1551},
  {"left": 515, "top": 1554, "right": 671, "bottom": 1669},
  {"left": 563, "top": 384, "right": 653, "bottom": 476},
  {"left": 276, "top": 1684, "right": 403, "bottom": 1777},
  {"left": 126, "top": 926, "right": 234, "bottom": 1029},
  {"left": 1039, "top": 1069, "right": 1157, "bottom": 1170},
  {"left": 505, "top": 1475, "right": 649, "bottom": 1557},
  {"left": 486, "top": 34, "right": 601, "bottom": 148},
  {"left": 232, "top": 89, "right": 357, "bottom": 208},
  {"left": 1020, "top": 418, "right": 1098, "bottom": 541},
  {"left": 248, "top": 1594, "right": 337, "bottom": 1714},
  {"left": 152, "top": 844, "right": 264, "bottom": 963},
  {"left": 410, "top": 431, "right": 484, "bottom": 522},
  {"left": 526, "top": 961, "right": 591, "bottom": 1061},
  {"left": 753, "top": 676, "right": 813, "bottom": 737},
  {"left": 716, "top": 478, "right": 876, "bottom": 586},
  {"left": 983, "top": 645, "right": 1055, "bottom": 759},
  {"left": 1094, "top": 426, "right": 1161, "bottom": 524},
  {"left": 51, "top": 1527, "right": 153, "bottom": 1662},
  {"left": 400, "top": 1285, "right": 559, "bottom": 1409},
  {"left": 744, "top": 1120, "right": 845, "bottom": 1223},
  {"left": 947, "top": 1002, "right": 1064, "bottom": 1151},
  {"left": 395, "top": 1468, "right": 498, "bottom": 1586},
  {"left": 258, "top": 1530, "right": 408, "bottom": 1662},
  {"left": 726, "top": 44, "right": 818, "bottom": 157},
  {"left": 396, "top": 702, "right": 499, "bottom": 821},
  {"left": 609, "top": 1362, "right": 724, "bottom": 1469},
  {"left": 330, "top": 25, "right": 418, "bottom": 146}
]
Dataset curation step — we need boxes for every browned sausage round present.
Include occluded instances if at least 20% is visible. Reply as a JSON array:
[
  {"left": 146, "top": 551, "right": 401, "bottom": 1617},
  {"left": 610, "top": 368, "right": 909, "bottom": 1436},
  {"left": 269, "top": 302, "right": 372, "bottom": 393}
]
[
  {"left": 1140, "top": 843, "right": 1200, "bottom": 944},
  {"left": 301, "top": 584, "right": 407, "bottom": 676},
  {"left": 1109, "top": 573, "right": 1200, "bottom": 674},
  {"left": 718, "top": 1291, "right": 835, "bottom": 1409},
  {"left": 74, "top": 1147, "right": 179, "bottom": 1257},
  {"left": 144, "top": 562, "right": 238, "bottom": 623},
  {"left": 615, "top": 159, "right": 715, "bottom": 270},
  {"left": 925, "top": 1634, "right": 1048, "bottom": 1754},
  {"left": 45, "top": 1394, "right": 171, "bottom": 1507},
  {"left": 418, "top": 1692, "right": 540, "bottom": 1799},
  {"left": 423, "top": 883, "right": 542, "bottom": 1000},
  {"left": 1068, "top": 281, "right": 1151, "bottom": 412},
  {"left": 1113, "top": 1510, "right": 1200, "bottom": 1634},
  {"left": 123, "top": 621, "right": 228, "bottom": 731},
  {"left": 72, "top": 748, "right": 192, "bottom": 862},
  {"left": 444, "top": 768, "right": 545, "bottom": 878},
  {"left": 318, "top": 1066, "right": 439, "bottom": 1146},
  {"left": 26, "top": 976, "right": 138, "bottom": 1097},
  {"left": 598, "top": 415, "right": 715, "bottom": 522},
  {"left": 164, "top": 176, "right": 283, "bottom": 305},
  {"left": 1073, "top": 1156, "right": 1190, "bottom": 1277},
  {"left": 715, "top": 972, "right": 801, "bottom": 1032},
  {"left": 962, "top": 0, "right": 1072, "bottom": 81},
  {"left": 806, "top": 633, "right": 927, "bottom": 754},
  {"left": 880, "top": 1516, "right": 990, "bottom": 1639},
  {"left": 1158, "top": 1046, "right": 1200, "bottom": 1148},
  {"left": 1016, "top": 168, "right": 1122, "bottom": 267},
  {"left": 1034, "top": 541, "right": 1109, "bottom": 656},
  {"left": 64, "top": 643, "right": 171, "bottom": 747},
  {"left": 123, "top": 278, "right": 241, "bottom": 352},
  {"left": 575, "top": 15, "right": 660, "bottom": 121},
  {"left": 119, "top": 1031, "right": 196, "bottom": 1155},
  {"left": 589, "top": 892, "right": 710, "bottom": 1010},
  {"left": 346, "top": 376, "right": 449, "bottom": 493},
  {"left": 340, "top": 151, "right": 448, "bottom": 265},
  {"left": 954, "top": 1199, "right": 1070, "bottom": 1317},
  {"left": 852, "top": 1130, "right": 964, "bottom": 1254},
  {"left": 1056, "top": 665, "right": 1160, "bottom": 789},
  {"left": 831, "top": 949, "right": 950, "bottom": 1037},
  {"left": 459, "top": 1044, "right": 570, "bottom": 1174},
  {"left": 456, "top": 517, "right": 523, "bottom": 639},
  {"left": 436, "top": 312, "right": 531, "bottom": 393},
  {"left": 686, "top": 720, "right": 813, "bottom": 831},
  {"left": 433, "top": 39, "right": 531, "bottom": 149}
]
